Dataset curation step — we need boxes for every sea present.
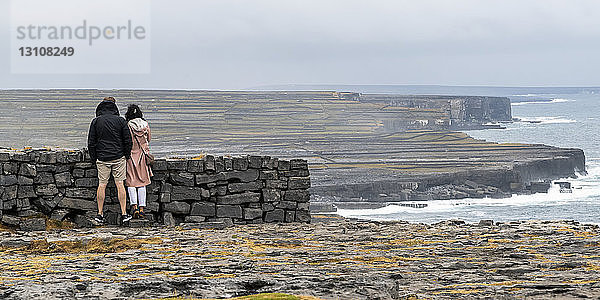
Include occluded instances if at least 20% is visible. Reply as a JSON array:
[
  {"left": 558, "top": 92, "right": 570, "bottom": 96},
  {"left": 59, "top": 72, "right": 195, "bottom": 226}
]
[{"left": 336, "top": 86, "right": 600, "bottom": 224}]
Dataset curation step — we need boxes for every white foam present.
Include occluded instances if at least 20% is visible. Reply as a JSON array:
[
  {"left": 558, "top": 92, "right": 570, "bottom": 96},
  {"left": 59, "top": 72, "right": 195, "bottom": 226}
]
[
  {"left": 516, "top": 116, "right": 577, "bottom": 124},
  {"left": 511, "top": 98, "right": 575, "bottom": 106}
]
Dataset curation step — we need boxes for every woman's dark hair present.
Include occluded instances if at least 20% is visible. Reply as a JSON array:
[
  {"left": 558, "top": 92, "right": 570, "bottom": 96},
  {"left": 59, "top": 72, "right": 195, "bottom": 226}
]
[{"left": 125, "top": 104, "right": 144, "bottom": 121}]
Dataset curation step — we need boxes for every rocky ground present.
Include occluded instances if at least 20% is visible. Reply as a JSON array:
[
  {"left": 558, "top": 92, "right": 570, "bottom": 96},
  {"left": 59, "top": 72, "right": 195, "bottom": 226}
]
[{"left": 0, "top": 215, "right": 598, "bottom": 299}]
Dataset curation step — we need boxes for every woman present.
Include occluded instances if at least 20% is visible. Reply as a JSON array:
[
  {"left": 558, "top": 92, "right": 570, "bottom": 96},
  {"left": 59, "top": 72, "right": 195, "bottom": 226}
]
[{"left": 125, "top": 104, "right": 153, "bottom": 219}]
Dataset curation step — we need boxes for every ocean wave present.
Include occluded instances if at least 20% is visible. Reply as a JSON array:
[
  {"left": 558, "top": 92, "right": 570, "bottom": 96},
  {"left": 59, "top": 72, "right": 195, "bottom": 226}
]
[
  {"left": 515, "top": 116, "right": 577, "bottom": 124},
  {"left": 511, "top": 98, "right": 575, "bottom": 106}
]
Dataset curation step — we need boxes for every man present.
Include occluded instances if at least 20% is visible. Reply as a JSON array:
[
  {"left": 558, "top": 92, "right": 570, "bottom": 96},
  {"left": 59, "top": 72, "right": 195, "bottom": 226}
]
[{"left": 88, "top": 97, "right": 133, "bottom": 225}]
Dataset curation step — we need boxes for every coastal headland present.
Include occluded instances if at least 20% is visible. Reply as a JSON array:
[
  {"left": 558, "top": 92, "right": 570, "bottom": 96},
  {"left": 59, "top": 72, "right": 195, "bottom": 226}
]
[{"left": 0, "top": 90, "right": 586, "bottom": 210}]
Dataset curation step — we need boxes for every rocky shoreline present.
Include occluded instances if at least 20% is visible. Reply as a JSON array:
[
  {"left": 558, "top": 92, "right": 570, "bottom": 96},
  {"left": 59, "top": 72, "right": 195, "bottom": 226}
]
[{"left": 0, "top": 215, "right": 599, "bottom": 299}]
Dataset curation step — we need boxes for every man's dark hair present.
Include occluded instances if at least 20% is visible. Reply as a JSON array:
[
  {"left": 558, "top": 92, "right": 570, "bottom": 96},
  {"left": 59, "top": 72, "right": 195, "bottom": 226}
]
[
  {"left": 125, "top": 104, "right": 144, "bottom": 121},
  {"left": 104, "top": 97, "right": 116, "bottom": 102}
]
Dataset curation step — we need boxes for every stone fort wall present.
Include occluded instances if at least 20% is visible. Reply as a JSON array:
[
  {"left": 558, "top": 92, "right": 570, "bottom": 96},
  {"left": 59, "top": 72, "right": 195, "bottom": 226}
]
[{"left": 0, "top": 148, "right": 311, "bottom": 230}]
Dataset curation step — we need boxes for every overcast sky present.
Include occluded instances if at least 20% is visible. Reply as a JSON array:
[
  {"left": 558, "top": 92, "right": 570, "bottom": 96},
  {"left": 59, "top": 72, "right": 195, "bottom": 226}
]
[{"left": 2, "top": 0, "right": 600, "bottom": 89}]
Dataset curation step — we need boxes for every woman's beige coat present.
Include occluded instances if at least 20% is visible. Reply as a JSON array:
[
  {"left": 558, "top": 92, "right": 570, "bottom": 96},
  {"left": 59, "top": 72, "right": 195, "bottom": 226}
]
[{"left": 125, "top": 118, "right": 153, "bottom": 187}]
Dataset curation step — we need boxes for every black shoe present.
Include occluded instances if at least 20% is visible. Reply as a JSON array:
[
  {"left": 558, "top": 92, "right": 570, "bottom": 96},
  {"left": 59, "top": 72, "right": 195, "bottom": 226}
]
[
  {"left": 93, "top": 214, "right": 105, "bottom": 225},
  {"left": 122, "top": 214, "right": 133, "bottom": 223}
]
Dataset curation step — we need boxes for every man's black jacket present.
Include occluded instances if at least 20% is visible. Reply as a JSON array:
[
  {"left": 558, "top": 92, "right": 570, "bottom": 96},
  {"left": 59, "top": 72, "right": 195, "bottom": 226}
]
[{"left": 87, "top": 100, "right": 132, "bottom": 162}]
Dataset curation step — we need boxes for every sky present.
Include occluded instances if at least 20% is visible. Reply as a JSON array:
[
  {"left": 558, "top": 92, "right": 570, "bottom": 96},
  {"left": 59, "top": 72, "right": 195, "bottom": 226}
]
[{"left": 2, "top": 0, "right": 600, "bottom": 89}]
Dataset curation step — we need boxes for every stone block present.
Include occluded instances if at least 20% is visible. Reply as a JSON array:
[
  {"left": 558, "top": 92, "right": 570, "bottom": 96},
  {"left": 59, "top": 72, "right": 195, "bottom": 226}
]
[
  {"left": 195, "top": 173, "right": 220, "bottom": 185},
  {"left": 0, "top": 175, "right": 18, "bottom": 186},
  {"left": 3, "top": 199, "right": 16, "bottom": 210},
  {"left": 261, "top": 203, "right": 274, "bottom": 211},
  {"left": 228, "top": 169, "right": 260, "bottom": 183},
  {"left": 284, "top": 190, "right": 310, "bottom": 202},
  {"left": 55, "top": 172, "right": 73, "bottom": 187},
  {"left": 232, "top": 157, "right": 248, "bottom": 170},
  {"left": 262, "top": 157, "right": 278, "bottom": 169},
  {"left": 217, "top": 192, "right": 261, "bottom": 205},
  {"left": 285, "top": 210, "right": 296, "bottom": 223},
  {"left": 298, "top": 202, "right": 310, "bottom": 210},
  {"left": 72, "top": 214, "right": 94, "bottom": 228},
  {"left": 3, "top": 185, "right": 17, "bottom": 200},
  {"left": 35, "top": 184, "right": 59, "bottom": 196},
  {"left": 17, "top": 186, "right": 36, "bottom": 198},
  {"left": 262, "top": 189, "right": 281, "bottom": 202},
  {"left": 20, "top": 218, "right": 46, "bottom": 231},
  {"left": 18, "top": 176, "right": 33, "bottom": 185},
  {"left": 276, "top": 201, "right": 297, "bottom": 210},
  {"left": 264, "top": 209, "right": 285, "bottom": 222},
  {"left": 75, "top": 178, "right": 99, "bottom": 188},
  {"left": 224, "top": 157, "right": 233, "bottom": 171},
  {"left": 34, "top": 172, "right": 54, "bottom": 185},
  {"left": 277, "top": 160, "right": 290, "bottom": 171},
  {"left": 72, "top": 168, "right": 85, "bottom": 178},
  {"left": 74, "top": 162, "right": 93, "bottom": 169},
  {"left": 153, "top": 172, "right": 168, "bottom": 181},
  {"left": 243, "top": 208, "right": 263, "bottom": 220},
  {"left": 58, "top": 197, "right": 97, "bottom": 211},
  {"left": 0, "top": 152, "right": 10, "bottom": 162},
  {"left": 3, "top": 162, "right": 18, "bottom": 174},
  {"left": 146, "top": 201, "right": 160, "bottom": 212},
  {"left": 187, "top": 160, "right": 204, "bottom": 173},
  {"left": 170, "top": 172, "right": 195, "bottom": 186},
  {"left": 288, "top": 177, "right": 311, "bottom": 189},
  {"left": 163, "top": 201, "right": 191, "bottom": 214},
  {"left": 172, "top": 186, "right": 209, "bottom": 201},
  {"left": 56, "top": 164, "right": 70, "bottom": 173},
  {"left": 36, "top": 164, "right": 57, "bottom": 172},
  {"left": 13, "top": 152, "right": 31, "bottom": 162},
  {"left": 204, "top": 155, "right": 215, "bottom": 171},
  {"left": 167, "top": 160, "right": 187, "bottom": 171},
  {"left": 248, "top": 156, "right": 262, "bottom": 169},
  {"left": 38, "top": 152, "right": 57, "bottom": 164},
  {"left": 162, "top": 212, "right": 176, "bottom": 226},
  {"left": 16, "top": 198, "right": 30, "bottom": 209},
  {"left": 159, "top": 193, "right": 171, "bottom": 203},
  {"left": 152, "top": 159, "right": 168, "bottom": 171},
  {"left": 216, "top": 205, "right": 242, "bottom": 218},
  {"left": 190, "top": 202, "right": 216, "bottom": 216},
  {"left": 282, "top": 169, "right": 310, "bottom": 177},
  {"left": 18, "top": 163, "right": 36, "bottom": 177},
  {"left": 2, "top": 215, "right": 21, "bottom": 226},
  {"left": 228, "top": 181, "right": 263, "bottom": 193},
  {"left": 215, "top": 157, "right": 224, "bottom": 173},
  {"left": 290, "top": 159, "right": 308, "bottom": 170},
  {"left": 85, "top": 169, "right": 98, "bottom": 178},
  {"left": 260, "top": 170, "right": 278, "bottom": 180},
  {"left": 161, "top": 182, "right": 173, "bottom": 193},
  {"left": 65, "top": 188, "right": 96, "bottom": 199},
  {"left": 264, "top": 180, "right": 287, "bottom": 189}
]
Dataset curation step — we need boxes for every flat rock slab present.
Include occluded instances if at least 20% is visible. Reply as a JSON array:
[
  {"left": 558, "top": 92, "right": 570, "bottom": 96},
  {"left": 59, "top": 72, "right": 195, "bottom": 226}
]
[{"left": 0, "top": 218, "right": 598, "bottom": 299}]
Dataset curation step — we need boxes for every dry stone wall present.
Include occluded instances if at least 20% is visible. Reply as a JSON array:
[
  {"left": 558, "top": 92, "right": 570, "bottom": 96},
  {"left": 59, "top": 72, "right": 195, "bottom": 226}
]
[{"left": 0, "top": 148, "right": 311, "bottom": 230}]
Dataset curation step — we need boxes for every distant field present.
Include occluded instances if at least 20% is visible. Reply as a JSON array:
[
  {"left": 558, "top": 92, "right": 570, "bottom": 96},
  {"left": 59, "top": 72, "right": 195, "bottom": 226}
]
[{"left": 0, "top": 90, "right": 573, "bottom": 187}]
